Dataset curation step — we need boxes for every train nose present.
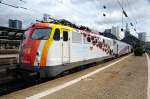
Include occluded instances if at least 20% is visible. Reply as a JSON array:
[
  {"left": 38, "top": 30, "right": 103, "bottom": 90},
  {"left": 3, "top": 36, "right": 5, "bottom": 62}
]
[
  {"left": 24, "top": 47, "right": 32, "bottom": 54},
  {"left": 22, "top": 46, "right": 32, "bottom": 64}
]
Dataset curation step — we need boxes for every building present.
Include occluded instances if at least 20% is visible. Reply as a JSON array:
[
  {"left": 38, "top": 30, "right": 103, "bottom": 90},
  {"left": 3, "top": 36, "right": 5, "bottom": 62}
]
[
  {"left": 138, "top": 32, "right": 146, "bottom": 42},
  {"left": 0, "top": 26, "right": 25, "bottom": 49},
  {"left": 124, "top": 23, "right": 131, "bottom": 37},
  {"left": 104, "top": 29, "right": 111, "bottom": 33},
  {"left": 101, "top": 28, "right": 118, "bottom": 40},
  {"left": 144, "top": 42, "right": 150, "bottom": 50},
  {"left": 125, "top": 30, "right": 130, "bottom": 37},
  {"left": 111, "top": 26, "right": 120, "bottom": 39},
  {"left": 9, "top": 19, "right": 22, "bottom": 29}
]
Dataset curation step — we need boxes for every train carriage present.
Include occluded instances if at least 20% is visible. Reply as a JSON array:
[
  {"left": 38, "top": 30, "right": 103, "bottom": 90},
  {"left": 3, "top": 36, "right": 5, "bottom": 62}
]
[{"left": 113, "top": 40, "right": 132, "bottom": 57}]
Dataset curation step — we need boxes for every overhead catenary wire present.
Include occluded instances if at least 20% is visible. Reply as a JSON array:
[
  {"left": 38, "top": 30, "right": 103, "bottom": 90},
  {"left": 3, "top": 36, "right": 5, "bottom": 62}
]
[
  {"left": 0, "top": 0, "right": 140, "bottom": 34},
  {"left": 0, "top": 0, "right": 28, "bottom": 10},
  {"left": 0, "top": 1, "right": 19, "bottom": 8},
  {"left": 25, "top": 0, "right": 95, "bottom": 25}
]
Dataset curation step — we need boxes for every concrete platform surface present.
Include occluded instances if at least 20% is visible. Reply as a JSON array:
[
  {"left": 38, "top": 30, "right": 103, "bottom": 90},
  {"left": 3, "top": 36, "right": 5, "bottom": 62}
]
[{"left": 0, "top": 54, "right": 148, "bottom": 99}]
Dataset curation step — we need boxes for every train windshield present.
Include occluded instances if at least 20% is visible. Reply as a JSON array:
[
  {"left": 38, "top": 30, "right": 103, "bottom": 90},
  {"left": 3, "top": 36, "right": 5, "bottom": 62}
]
[{"left": 31, "top": 28, "right": 51, "bottom": 40}]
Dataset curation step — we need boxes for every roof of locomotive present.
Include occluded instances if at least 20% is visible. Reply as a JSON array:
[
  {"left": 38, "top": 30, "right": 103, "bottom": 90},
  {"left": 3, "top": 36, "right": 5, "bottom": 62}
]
[
  {"left": 30, "top": 22, "right": 113, "bottom": 40},
  {"left": 29, "top": 22, "right": 132, "bottom": 46},
  {"left": 30, "top": 22, "right": 73, "bottom": 31}
]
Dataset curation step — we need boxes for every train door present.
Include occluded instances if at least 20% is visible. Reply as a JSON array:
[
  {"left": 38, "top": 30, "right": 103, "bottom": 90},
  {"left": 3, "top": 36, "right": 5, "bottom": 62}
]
[
  {"left": 113, "top": 40, "right": 118, "bottom": 56},
  {"left": 62, "top": 30, "right": 70, "bottom": 64},
  {"left": 117, "top": 44, "right": 119, "bottom": 55}
]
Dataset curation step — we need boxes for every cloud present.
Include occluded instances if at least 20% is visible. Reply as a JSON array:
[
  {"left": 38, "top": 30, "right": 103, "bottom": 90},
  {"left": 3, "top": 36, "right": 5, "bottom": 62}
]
[{"left": 0, "top": 0, "right": 150, "bottom": 40}]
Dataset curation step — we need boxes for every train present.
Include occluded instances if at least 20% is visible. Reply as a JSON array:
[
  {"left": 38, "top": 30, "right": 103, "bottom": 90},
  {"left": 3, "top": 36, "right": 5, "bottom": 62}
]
[{"left": 19, "top": 20, "right": 132, "bottom": 78}]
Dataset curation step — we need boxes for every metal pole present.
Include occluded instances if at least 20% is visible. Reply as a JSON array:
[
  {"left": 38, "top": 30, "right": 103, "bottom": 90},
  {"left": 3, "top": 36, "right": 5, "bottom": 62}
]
[
  {"left": 122, "top": 0, "right": 123, "bottom": 30},
  {"left": 122, "top": 10, "right": 123, "bottom": 30}
]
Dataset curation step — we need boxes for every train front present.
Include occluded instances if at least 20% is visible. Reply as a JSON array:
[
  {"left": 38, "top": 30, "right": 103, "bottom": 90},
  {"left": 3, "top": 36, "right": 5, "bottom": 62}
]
[{"left": 20, "top": 23, "right": 52, "bottom": 76}]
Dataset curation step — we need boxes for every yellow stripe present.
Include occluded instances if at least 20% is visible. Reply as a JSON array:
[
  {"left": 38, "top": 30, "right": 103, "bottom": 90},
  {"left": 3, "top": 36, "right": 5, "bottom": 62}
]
[{"left": 40, "top": 24, "right": 73, "bottom": 67}]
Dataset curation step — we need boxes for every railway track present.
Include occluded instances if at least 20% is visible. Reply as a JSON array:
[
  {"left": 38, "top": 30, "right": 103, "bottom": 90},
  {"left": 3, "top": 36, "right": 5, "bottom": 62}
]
[
  {"left": 0, "top": 77, "right": 40, "bottom": 96},
  {"left": 0, "top": 54, "right": 18, "bottom": 94},
  {"left": 0, "top": 54, "right": 128, "bottom": 96},
  {"left": 0, "top": 63, "right": 39, "bottom": 96},
  {"left": 0, "top": 61, "right": 102, "bottom": 96}
]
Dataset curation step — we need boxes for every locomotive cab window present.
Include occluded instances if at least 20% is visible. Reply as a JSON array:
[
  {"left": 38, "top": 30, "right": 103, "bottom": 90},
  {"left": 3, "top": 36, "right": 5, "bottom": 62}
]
[
  {"left": 63, "top": 31, "right": 68, "bottom": 41},
  {"left": 53, "top": 28, "right": 60, "bottom": 41},
  {"left": 31, "top": 28, "right": 51, "bottom": 40}
]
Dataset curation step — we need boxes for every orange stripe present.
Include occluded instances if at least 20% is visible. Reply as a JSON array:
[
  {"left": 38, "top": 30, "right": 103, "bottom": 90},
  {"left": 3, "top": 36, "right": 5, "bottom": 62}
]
[
  {"left": 40, "top": 24, "right": 73, "bottom": 67},
  {"left": 40, "top": 26, "right": 55, "bottom": 67}
]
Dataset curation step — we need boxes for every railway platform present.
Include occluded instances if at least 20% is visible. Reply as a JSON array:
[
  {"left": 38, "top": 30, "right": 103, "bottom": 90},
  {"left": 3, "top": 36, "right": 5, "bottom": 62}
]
[{"left": 0, "top": 53, "right": 149, "bottom": 99}]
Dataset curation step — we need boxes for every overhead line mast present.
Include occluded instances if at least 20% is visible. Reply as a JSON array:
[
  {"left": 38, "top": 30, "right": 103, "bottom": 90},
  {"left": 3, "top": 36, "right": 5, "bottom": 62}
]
[{"left": 116, "top": 0, "right": 138, "bottom": 33}]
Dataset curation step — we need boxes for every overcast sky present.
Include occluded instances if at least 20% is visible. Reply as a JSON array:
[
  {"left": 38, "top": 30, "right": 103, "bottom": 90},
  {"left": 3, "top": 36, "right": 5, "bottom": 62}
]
[{"left": 0, "top": 0, "right": 150, "bottom": 41}]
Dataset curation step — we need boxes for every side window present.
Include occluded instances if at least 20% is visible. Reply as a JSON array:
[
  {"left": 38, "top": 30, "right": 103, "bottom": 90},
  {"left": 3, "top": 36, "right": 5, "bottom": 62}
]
[
  {"left": 83, "top": 36, "right": 90, "bottom": 44},
  {"left": 72, "top": 32, "right": 82, "bottom": 43},
  {"left": 53, "top": 28, "right": 60, "bottom": 41},
  {"left": 63, "top": 31, "right": 68, "bottom": 41}
]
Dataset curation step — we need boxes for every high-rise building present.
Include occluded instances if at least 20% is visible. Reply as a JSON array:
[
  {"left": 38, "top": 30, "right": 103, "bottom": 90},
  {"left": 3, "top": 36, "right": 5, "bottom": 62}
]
[
  {"left": 111, "top": 26, "right": 120, "bottom": 39},
  {"left": 125, "top": 31, "right": 130, "bottom": 37},
  {"left": 104, "top": 29, "right": 111, "bottom": 33},
  {"left": 9, "top": 19, "right": 22, "bottom": 29},
  {"left": 138, "top": 32, "right": 146, "bottom": 42},
  {"left": 124, "top": 23, "right": 131, "bottom": 37}
]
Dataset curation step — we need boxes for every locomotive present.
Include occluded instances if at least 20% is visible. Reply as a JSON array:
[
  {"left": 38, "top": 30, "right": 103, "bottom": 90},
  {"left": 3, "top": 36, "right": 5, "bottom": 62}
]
[{"left": 19, "top": 19, "right": 132, "bottom": 78}]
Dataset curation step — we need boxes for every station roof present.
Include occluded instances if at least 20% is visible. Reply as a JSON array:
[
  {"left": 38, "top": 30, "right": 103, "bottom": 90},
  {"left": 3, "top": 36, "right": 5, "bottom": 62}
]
[
  {"left": 0, "top": 26, "right": 26, "bottom": 40},
  {"left": 0, "top": 26, "right": 26, "bottom": 33}
]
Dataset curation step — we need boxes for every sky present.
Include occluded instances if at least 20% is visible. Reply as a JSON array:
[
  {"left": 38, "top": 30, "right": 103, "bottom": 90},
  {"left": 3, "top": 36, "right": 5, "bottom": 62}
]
[{"left": 0, "top": 0, "right": 150, "bottom": 41}]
